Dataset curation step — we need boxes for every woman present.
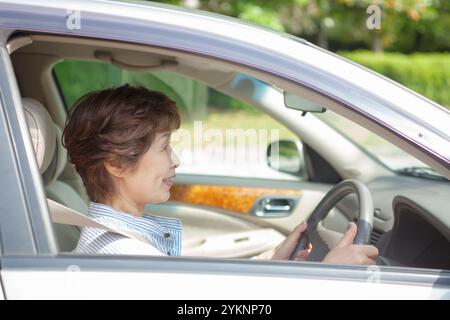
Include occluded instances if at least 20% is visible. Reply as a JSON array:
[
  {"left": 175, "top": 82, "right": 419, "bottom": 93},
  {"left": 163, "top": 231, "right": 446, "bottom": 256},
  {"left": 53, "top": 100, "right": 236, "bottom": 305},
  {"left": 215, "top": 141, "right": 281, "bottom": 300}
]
[{"left": 63, "top": 84, "right": 378, "bottom": 264}]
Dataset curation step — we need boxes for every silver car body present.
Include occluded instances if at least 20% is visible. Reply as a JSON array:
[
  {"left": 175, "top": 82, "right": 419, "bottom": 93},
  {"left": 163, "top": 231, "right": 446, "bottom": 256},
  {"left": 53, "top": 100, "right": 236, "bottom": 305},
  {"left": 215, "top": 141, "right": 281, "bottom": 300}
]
[{"left": 0, "top": 0, "right": 449, "bottom": 299}]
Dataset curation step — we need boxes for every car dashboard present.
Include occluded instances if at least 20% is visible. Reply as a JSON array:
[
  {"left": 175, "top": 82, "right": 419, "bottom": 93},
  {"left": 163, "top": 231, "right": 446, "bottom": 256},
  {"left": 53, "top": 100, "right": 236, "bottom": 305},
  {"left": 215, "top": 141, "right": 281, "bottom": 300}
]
[{"left": 337, "top": 175, "right": 450, "bottom": 270}]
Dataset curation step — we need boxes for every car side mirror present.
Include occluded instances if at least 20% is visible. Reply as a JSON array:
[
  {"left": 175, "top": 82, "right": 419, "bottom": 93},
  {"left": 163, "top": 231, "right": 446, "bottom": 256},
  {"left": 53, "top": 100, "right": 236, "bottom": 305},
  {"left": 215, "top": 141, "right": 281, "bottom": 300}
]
[{"left": 266, "top": 139, "right": 305, "bottom": 176}]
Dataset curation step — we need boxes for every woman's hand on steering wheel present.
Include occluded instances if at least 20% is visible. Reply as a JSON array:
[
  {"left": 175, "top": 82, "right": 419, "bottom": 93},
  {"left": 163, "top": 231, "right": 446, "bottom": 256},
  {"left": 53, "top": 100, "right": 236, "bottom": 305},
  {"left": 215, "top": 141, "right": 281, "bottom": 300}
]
[
  {"left": 322, "top": 222, "right": 379, "bottom": 265},
  {"left": 271, "top": 221, "right": 379, "bottom": 265},
  {"left": 270, "top": 222, "right": 311, "bottom": 261}
]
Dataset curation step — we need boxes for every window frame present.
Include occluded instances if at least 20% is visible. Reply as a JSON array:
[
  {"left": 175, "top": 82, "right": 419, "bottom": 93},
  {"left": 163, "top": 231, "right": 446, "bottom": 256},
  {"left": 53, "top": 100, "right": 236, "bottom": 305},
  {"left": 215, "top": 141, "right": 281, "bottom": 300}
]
[{"left": 0, "top": 47, "right": 57, "bottom": 255}]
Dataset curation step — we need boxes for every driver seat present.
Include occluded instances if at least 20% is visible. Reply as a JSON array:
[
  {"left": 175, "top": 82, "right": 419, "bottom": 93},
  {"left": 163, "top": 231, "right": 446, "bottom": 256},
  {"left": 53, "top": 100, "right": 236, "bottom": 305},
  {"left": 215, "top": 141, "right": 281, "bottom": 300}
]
[{"left": 23, "top": 97, "right": 88, "bottom": 251}]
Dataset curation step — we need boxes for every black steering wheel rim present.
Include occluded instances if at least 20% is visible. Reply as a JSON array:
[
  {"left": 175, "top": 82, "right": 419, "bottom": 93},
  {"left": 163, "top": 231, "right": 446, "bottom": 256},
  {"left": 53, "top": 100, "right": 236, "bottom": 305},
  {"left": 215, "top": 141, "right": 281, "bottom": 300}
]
[{"left": 290, "top": 179, "right": 374, "bottom": 261}]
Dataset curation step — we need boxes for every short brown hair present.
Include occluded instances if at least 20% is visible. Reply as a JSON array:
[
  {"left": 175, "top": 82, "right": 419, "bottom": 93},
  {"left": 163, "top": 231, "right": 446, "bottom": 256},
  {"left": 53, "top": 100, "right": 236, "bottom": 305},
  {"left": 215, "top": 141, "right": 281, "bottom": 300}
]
[{"left": 62, "top": 84, "right": 180, "bottom": 202}]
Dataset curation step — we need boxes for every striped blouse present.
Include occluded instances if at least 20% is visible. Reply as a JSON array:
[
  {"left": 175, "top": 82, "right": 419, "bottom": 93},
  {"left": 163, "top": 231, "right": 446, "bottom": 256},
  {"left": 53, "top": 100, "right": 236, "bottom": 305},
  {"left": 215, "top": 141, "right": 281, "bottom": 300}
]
[{"left": 74, "top": 202, "right": 182, "bottom": 256}]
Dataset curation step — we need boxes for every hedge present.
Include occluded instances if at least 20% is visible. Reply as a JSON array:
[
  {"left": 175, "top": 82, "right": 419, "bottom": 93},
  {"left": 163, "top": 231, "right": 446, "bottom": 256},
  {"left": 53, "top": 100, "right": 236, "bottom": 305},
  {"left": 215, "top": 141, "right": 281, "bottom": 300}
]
[{"left": 339, "top": 51, "right": 450, "bottom": 108}]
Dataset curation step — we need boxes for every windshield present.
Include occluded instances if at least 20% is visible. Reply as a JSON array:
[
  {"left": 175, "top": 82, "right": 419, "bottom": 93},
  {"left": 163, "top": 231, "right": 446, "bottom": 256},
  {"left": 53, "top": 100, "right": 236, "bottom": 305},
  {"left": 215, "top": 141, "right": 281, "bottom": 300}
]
[{"left": 314, "top": 109, "right": 447, "bottom": 180}]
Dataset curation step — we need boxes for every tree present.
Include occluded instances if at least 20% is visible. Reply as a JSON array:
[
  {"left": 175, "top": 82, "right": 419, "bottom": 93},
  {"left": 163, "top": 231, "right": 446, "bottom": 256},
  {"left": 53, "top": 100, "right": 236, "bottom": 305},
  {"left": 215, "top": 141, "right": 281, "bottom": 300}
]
[{"left": 151, "top": 0, "right": 450, "bottom": 52}]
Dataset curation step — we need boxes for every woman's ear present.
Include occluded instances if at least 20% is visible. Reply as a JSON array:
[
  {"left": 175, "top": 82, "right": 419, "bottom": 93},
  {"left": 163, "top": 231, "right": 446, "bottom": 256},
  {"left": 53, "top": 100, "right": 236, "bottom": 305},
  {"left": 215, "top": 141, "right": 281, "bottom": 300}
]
[{"left": 104, "top": 160, "right": 127, "bottom": 178}]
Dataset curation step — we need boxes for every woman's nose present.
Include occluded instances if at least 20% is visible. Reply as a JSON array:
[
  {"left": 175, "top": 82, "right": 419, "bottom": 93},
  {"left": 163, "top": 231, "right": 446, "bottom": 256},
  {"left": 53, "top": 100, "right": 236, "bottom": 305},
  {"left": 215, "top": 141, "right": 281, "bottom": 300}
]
[{"left": 171, "top": 148, "right": 180, "bottom": 168}]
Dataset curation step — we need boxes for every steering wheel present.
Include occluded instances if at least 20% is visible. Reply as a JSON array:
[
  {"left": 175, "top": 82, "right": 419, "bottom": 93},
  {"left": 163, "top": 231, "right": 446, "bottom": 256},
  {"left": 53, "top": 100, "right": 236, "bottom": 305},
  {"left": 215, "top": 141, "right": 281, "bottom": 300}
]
[{"left": 290, "top": 179, "right": 374, "bottom": 262}]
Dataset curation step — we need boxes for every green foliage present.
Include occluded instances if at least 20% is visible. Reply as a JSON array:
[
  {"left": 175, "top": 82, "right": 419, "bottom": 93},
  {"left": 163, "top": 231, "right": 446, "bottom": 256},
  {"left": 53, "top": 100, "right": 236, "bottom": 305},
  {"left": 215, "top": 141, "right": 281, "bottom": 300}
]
[
  {"left": 208, "top": 88, "right": 259, "bottom": 114},
  {"left": 236, "top": 3, "right": 285, "bottom": 31},
  {"left": 154, "top": 0, "right": 450, "bottom": 53},
  {"left": 339, "top": 51, "right": 450, "bottom": 107},
  {"left": 54, "top": 60, "right": 122, "bottom": 107},
  {"left": 54, "top": 60, "right": 208, "bottom": 119},
  {"left": 128, "top": 71, "right": 208, "bottom": 119}
]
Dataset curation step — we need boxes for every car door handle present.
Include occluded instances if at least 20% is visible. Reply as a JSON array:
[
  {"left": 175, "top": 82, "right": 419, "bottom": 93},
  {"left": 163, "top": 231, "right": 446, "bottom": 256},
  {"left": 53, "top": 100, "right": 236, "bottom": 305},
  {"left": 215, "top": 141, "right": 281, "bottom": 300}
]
[
  {"left": 263, "top": 202, "right": 291, "bottom": 212},
  {"left": 251, "top": 196, "right": 299, "bottom": 217}
]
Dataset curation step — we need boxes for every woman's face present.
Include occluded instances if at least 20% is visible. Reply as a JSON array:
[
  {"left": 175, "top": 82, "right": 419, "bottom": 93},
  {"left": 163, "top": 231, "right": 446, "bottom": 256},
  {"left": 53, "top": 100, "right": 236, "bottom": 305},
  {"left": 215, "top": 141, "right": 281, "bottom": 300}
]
[{"left": 121, "top": 131, "right": 179, "bottom": 206}]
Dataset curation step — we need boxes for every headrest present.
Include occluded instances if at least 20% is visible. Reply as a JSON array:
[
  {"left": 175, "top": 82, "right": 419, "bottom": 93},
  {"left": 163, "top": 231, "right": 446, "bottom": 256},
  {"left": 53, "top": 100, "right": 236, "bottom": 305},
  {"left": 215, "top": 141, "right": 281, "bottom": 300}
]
[
  {"left": 42, "top": 125, "right": 68, "bottom": 185},
  {"left": 22, "top": 98, "right": 56, "bottom": 174}
]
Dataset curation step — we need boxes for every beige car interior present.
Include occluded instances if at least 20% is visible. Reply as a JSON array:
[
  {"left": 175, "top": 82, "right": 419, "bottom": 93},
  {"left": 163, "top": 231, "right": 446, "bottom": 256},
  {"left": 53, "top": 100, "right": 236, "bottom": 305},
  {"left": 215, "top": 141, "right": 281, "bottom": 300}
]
[
  {"left": 11, "top": 33, "right": 300, "bottom": 257},
  {"left": 22, "top": 95, "right": 285, "bottom": 256},
  {"left": 9, "top": 31, "right": 391, "bottom": 256}
]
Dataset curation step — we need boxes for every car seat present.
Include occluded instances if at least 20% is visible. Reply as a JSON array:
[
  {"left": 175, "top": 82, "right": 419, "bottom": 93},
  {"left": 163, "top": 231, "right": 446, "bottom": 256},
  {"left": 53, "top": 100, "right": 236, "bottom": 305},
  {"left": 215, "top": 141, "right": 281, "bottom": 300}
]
[{"left": 22, "top": 97, "right": 88, "bottom": 251}]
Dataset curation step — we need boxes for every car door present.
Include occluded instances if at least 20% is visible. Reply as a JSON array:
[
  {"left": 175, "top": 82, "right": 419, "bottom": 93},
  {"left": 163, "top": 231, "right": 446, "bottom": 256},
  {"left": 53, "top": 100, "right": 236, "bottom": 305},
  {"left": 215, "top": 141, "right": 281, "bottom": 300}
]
[{"left": 1, "top": 0, "right": 449, "bottom": 299}]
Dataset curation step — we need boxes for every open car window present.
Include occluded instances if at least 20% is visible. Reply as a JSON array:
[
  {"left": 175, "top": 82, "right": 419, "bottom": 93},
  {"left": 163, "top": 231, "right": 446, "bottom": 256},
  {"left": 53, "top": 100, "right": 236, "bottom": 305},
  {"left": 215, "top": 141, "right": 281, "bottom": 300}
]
[{"left": 54, "top": 60, "right": 301, "bottom": 180}]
